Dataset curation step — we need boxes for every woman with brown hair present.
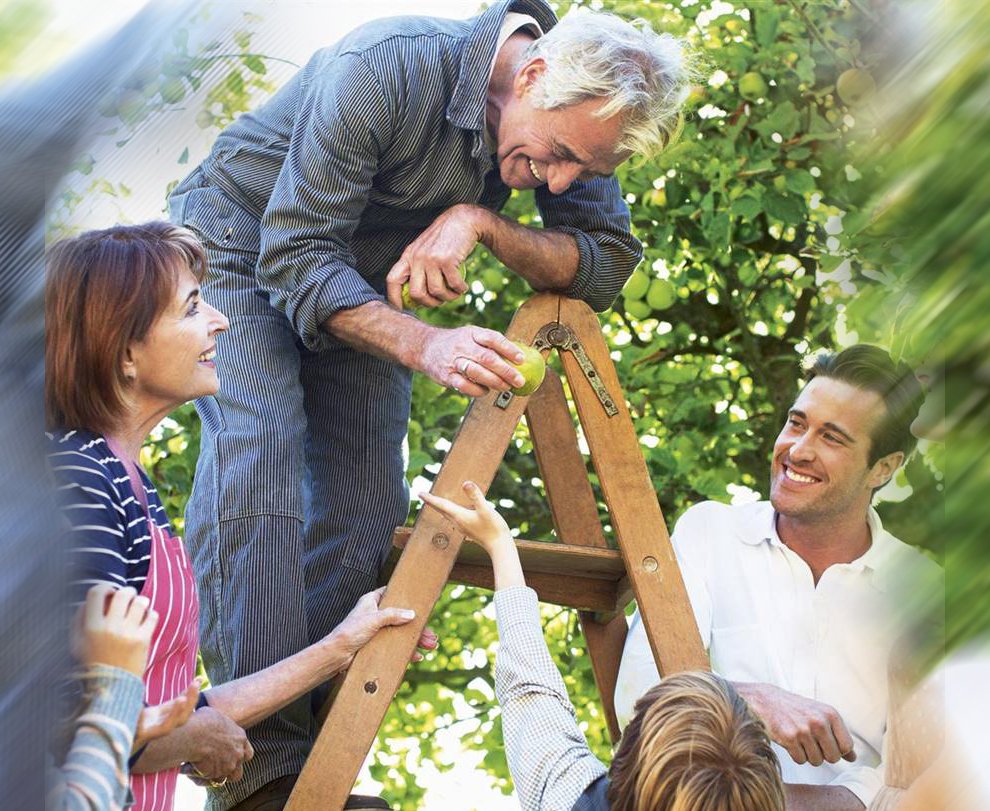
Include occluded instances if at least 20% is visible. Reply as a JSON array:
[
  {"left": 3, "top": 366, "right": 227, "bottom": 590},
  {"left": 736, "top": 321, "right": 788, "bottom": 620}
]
[
  {"left": 46, "top": 222, "right": 432, "bottom": 811},
  {"left": 421, "top": 481, "right": 785, "bottom": 811}
]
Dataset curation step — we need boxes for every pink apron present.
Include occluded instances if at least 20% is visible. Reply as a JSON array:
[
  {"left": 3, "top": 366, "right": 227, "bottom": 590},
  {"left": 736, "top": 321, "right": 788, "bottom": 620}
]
[{"left": 131, "top": 518, "right": 200, "bottom": 810}]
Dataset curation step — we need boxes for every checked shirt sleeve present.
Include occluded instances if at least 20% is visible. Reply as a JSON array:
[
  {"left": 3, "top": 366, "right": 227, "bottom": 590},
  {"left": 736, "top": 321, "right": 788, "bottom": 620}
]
[
  {"left": 536, "top": 176, "right": 642, "bottom": 312},
  {"left": 257, "top": 51, "right": 396, "bottom": 351},
  {"left": 494, "top": 587, "right": 607, "bottom": 811}
]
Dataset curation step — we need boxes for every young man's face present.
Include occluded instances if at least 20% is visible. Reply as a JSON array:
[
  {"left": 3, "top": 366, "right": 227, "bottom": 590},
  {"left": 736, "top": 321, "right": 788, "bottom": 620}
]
[
  {"left": 494, "top": 60, "right": 630, "bottom": 194},
  {"left": 769, "top": 376, "right": 891, "bottom": 523}
]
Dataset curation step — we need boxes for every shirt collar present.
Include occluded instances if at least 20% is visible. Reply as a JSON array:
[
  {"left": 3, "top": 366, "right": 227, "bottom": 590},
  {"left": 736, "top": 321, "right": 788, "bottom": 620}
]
[
  {"left": 742, "top": 501, "right": 896, "bottom": 575},
  {"left": 446, "top": 0, "right": 558, "bottom": 144}
]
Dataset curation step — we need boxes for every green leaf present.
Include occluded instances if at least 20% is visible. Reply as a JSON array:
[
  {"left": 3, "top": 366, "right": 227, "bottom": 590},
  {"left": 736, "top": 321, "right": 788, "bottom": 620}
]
[
  {"left": 785, "top": 170, "right": 816, "bottom": 195},
  {"left": 764, "top": 191, "right": 806, "bottom": 223},
  {"left": 731, "top": 194, "right": 763, "bottom": 219},
  {"left": 755, "top": 9, "right": 779, "bottom": 48},
  {"left": 243, "top": 55, "right": 266, "bottom": 74}
]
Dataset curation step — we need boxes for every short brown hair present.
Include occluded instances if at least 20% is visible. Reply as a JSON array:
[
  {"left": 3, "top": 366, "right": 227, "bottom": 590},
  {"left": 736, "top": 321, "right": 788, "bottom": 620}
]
[
  {"left": 806, "top": 345, "right": 924, "bottom": 465},
  {"left": 45, "top": 221, "right": 207, "bottom": 434},
  {"left": 608, "top": 672, "right": 784, "bottom": 811}
]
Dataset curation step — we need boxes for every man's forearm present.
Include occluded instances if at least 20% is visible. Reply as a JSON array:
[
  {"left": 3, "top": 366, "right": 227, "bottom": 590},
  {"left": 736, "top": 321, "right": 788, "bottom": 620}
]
[
  {"left": 324, "top": 300, "right": 434, "bottom": 370},
  {"left": 785, "top": 784, "right": 864, "bottom": 811},
  {"left": 473, "top": 206, "right": 580, "bottom": 291}
]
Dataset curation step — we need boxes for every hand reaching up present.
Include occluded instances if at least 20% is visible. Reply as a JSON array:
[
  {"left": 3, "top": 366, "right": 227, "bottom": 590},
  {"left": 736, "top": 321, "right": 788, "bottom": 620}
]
[{"left": 419, "top": 481, "right": 525, "bottom": 590}]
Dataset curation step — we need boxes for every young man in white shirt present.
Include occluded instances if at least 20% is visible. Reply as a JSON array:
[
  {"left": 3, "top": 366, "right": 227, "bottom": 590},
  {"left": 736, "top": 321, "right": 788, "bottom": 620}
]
[{"left": 615, "top": 345, "right": 942, "bottom": 811}]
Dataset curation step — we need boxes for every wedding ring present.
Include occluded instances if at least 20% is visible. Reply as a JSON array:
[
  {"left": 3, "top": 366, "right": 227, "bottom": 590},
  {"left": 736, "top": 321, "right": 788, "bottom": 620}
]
[{"left": 458, "top": 357, "right": 470, "bottom": 375}]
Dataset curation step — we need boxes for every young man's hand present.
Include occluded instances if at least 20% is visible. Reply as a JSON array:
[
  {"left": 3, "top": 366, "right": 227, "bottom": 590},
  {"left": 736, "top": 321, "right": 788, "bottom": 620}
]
[{"left": 734, "top": 682, "right": 857, "bottom": 766}]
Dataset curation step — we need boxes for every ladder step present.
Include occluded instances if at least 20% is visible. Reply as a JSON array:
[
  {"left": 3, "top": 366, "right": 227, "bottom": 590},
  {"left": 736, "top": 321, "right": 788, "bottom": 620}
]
[{"left": 389, "top": 527, "right": 627, "bottom": 613}]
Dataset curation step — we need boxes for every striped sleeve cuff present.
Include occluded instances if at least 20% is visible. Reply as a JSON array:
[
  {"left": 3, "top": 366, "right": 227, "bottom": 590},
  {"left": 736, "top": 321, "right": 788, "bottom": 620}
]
[{"left": 79, "top": 666, "right": 144, "bottom": 733}]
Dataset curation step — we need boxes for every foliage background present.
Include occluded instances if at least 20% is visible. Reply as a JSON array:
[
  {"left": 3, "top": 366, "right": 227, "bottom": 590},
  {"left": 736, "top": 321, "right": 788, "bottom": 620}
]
[{"left": 31, "top": 0, "right": 982, "bottom": 805}]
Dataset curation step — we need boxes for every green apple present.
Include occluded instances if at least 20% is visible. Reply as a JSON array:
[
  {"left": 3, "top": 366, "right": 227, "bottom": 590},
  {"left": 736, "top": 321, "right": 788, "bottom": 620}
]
[
  {"left": 510, "top": 342, "right": 546, "bottom": 396},
  {"left": 739, "top": 72, "right": 768, "bottom": 101},
  {"left": 624, "top": 298, "right": 652, "bottom": 320},
  {"left": 160, "top": 78, "right": 186, "bottom": 104},
  {"left": 646, "top": 278, "right": 677, "bottom": 311},
  {"left": 836, "top": 69, "right": 875, "bottom": 106},
  {"left": 623, "top": 270, "right": 650, "bottom": 300}
]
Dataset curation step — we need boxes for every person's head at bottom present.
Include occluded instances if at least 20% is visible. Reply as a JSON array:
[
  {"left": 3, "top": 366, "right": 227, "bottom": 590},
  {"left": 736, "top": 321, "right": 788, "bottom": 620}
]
[{"left": 608, "top": 671, "right": 784, "bottom": 811}]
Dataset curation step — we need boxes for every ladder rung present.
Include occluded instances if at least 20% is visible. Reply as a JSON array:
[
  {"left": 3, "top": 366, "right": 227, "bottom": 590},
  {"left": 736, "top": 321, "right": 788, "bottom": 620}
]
[{"left": 389, "top": 527, "right": 627, "bottom": 613}]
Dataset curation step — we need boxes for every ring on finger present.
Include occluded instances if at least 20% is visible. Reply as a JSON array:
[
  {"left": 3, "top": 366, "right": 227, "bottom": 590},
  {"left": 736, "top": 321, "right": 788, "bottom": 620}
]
[
  {"left": 209, "top": 777, "right": 228, "bottom": 788},
  {"left": 457, "top": 357, "right": 470, "bottom": 376}
]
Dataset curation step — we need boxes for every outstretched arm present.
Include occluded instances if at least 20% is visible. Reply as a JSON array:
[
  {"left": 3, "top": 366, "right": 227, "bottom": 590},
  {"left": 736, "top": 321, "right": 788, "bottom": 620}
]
[{"left": 421, "top": 482, "right": 606, "bottom": 811}]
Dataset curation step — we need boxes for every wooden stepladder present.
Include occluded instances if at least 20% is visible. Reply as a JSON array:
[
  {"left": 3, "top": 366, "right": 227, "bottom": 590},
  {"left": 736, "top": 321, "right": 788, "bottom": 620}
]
[{"left": 287, "top": 293, "right": 707, "bottom": 810}]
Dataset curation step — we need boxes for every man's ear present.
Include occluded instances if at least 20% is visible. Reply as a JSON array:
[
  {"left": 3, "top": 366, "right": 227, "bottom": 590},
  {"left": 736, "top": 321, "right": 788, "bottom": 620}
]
[
  {"left": 869, "top": 451, "right": 904, "bottom": 491},
  {"left": 513, "top": 57, "right": 546, "bottom": 97}
]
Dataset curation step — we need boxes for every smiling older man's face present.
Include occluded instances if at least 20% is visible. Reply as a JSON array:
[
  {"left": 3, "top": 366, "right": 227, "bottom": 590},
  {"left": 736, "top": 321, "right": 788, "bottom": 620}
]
[{"left": 493, "top": 62, "right": 630, "bottom": 194}]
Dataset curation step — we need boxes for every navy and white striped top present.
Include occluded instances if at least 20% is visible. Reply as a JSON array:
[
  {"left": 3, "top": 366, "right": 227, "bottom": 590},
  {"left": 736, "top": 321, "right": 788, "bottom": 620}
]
[
  {"left": 173, "top": 0, "right": 642, "bottom": 352},
  {"left": 48, "top": 430, "right": 171, "bottom": 604}
]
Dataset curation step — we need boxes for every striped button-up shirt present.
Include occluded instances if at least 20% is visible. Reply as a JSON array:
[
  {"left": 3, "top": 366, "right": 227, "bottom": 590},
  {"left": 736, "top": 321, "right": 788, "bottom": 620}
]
[{"left": 181, "top": 0, "right": 641, "bottom": 351}]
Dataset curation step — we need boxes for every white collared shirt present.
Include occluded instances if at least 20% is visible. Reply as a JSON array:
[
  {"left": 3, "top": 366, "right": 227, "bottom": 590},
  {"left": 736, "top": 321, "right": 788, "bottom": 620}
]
[{"left": 614, "top": 500, "right": 942, "bottom": 807}]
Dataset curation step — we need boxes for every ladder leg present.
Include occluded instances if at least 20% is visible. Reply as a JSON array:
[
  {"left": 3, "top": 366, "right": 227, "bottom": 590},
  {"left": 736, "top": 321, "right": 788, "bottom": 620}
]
[
  {"left": 527, "top": 369, "right": 628, "bottom": 741},
  {"left": 526, "top": 368, "right": 607, "bottom": 549},
  {"left": 556, "top": 298, "right": 708, "bottom": 677},
  {"left": 579, "top": 611, "right": 629, "bottom": 743},
  {"left": 286, "top": 294, "right": 561, "bottom": 810}
]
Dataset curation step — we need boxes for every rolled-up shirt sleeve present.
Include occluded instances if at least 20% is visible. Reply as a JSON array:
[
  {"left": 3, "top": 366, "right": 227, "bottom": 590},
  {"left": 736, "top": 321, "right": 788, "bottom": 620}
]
[
  {"left": 257, "top": 51, "right": 395, "bottom": 350},
  {"left": 535, "top": 176, "right": 642, "bottom": 312}
]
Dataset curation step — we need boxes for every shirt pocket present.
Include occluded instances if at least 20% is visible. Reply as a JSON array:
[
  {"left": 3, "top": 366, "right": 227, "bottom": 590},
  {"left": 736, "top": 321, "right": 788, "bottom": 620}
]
[{"left": 709, "top": 624, "right": 771, "bottom": 683}]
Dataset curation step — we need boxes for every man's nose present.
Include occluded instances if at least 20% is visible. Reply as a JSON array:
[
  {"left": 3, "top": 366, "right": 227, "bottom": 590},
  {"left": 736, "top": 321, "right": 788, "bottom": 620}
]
[
  {"left": 547, "top": 163, "right": 582, "bottom": 194},
  {"left": 788, "top": 432, "right": 815, "bottom": 461}
]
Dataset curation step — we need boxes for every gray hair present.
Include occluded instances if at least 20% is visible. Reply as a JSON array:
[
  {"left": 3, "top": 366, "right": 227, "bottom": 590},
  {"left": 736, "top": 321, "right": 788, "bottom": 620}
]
[{"left": 525, "top": 8, "right": 692, "bottom": 158}]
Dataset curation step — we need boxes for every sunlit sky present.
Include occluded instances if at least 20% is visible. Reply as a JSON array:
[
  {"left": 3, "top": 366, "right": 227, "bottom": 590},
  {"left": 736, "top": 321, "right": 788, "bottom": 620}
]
[{"left": 37, "top": 1, "right": 524, "bottom": 807}]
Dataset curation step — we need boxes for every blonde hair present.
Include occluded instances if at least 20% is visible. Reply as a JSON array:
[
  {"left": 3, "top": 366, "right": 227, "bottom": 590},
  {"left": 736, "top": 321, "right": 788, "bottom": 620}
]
[{"left": 608, "top": 672, "right": 784, "bottom": 811}]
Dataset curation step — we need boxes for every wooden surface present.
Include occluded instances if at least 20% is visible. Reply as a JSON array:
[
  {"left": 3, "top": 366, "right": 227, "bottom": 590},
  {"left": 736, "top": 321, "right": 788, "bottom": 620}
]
[
  {"left": 526, "top": 369, "right": 607, "bottom": 549},
  {"left": 556, "top": 296, "right": 708, "bottom": 677},
  {"left": 525, "top": 368, "right": 625, "bottom": 740},
  {"left": 391, "top": 528, "right": 623, "bottom": 579},
  {"left": 286, "top": 295, "right": 559, "bottom": 810},
  {"left": 580, "top": 612, "right": 629, "bottom": 743},
  {"left": 388, "top": 529, "right": 625, "bottom": 612}
]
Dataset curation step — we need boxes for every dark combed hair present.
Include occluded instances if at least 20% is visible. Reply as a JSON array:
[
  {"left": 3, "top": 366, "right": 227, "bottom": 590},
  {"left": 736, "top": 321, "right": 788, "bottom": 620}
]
[
  {"left": 806, "top": 345, "right": 924, "bottom": 464},
  {"left": 607, "top": 671, "right": 784, "bottom": 811},
  {"left": 45, "top": 221, "right": 207, "bottom": 435}
]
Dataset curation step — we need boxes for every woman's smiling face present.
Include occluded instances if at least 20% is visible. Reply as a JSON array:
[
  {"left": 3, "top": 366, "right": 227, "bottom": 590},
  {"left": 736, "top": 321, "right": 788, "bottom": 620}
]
[{"left": 124, "top": 263, "right": 229, "bottom": 416}]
